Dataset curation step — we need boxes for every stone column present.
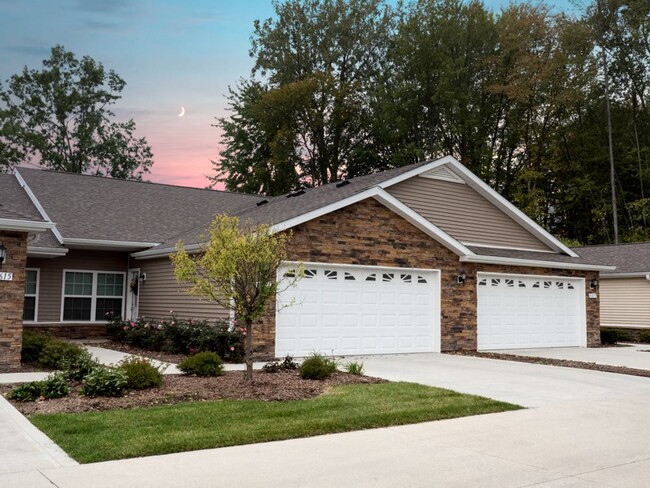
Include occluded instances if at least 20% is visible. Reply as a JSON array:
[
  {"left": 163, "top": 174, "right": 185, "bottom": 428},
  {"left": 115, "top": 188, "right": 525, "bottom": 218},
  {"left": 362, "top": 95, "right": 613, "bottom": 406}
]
[{"left": 0, "top": 231, "right": 28, "bottom": 371}]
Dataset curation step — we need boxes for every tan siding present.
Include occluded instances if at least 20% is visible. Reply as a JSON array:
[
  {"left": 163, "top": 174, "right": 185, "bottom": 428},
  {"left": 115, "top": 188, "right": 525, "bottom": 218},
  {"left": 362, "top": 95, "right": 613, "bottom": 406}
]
[
  {"left": 600, "top": 278, "right": 650, "bottom": 327},
  {"left": 387, "top": 176, "right": 552, "bottom": 251},
  {"left": 26, "top": 250, "right": 129, "bottom": 322},
  {"left": 137, "top": 258, "right": 229, "bottom": 322}
]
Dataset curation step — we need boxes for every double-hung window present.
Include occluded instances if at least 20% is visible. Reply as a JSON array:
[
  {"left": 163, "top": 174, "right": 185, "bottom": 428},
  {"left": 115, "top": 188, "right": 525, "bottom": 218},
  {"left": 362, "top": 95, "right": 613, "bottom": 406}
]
[
  {"left": 62, "top": 271, "right": 124, "bottom": 321},
  {"left": 24, "top": 269, "right": 39, "bottom": 321}
]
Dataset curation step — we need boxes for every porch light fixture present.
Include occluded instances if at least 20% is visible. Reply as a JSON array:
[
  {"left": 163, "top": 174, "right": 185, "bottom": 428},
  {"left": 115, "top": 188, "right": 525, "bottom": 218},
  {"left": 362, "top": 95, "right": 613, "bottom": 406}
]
[
  {"left": 590, "top": 278, "right": 599, "bottom": 290},
  {"left": 457, "top": 270, "right": 466, "bottom": 284},
  {"left": 0, "top": 243, "right": 6, "bottom": 266}
]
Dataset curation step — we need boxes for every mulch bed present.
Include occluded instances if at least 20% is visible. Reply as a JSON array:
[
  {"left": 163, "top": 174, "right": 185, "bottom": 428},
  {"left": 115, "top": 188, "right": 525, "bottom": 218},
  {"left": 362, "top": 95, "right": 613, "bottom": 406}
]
[
  {"left": 0, "top": 370, "right": 385, "bottom": 416},
  {"left": 83, "top": 341, "right": 188, "bottom": 364},
  {"left": 450, "top": 351, "right": 650, "bottom": 379}
]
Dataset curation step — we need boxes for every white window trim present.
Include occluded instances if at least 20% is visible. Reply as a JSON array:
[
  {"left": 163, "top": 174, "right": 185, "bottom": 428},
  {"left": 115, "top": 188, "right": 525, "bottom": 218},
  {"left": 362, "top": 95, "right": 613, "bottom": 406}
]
[
  {"left": 24, "top": 268, "right": 40, "bottom": 323},
  {"left": 60, "top": 269, "right": 126, "bottom": 322}
]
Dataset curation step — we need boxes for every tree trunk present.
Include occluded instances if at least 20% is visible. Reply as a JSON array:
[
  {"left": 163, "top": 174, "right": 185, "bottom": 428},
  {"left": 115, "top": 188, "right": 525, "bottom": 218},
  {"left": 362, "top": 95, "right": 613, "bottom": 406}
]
[{"left": 245, "top": 319, "right": 253, "bottom": 382}]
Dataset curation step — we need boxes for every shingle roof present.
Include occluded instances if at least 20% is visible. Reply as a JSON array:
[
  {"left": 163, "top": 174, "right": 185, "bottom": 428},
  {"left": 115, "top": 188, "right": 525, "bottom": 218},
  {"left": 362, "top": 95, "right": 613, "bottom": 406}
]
[
  {"left": 156, "top": 160, "right": 433, "bottom": 249},
  {"left": 467, "top": 246, "right": 604, "bottom": 267},
  {"left": 0, "top": 173, "right": 45, "bottom": 222},
  {"left": 573, "top": 243, "right": 650, "bottom": 274},
  {"left": 18, "top": 168, "right": 266, "bottom": 245}
]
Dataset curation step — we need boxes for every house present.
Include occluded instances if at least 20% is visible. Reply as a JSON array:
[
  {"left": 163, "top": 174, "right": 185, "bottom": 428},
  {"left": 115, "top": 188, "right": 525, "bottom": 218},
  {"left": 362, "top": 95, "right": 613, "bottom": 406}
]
[
  {"left": 0, "top": 155, "right": 614, "bottom": 369},
  {"left": 573, "top": 243, "right": 650, "bottom": 333}
]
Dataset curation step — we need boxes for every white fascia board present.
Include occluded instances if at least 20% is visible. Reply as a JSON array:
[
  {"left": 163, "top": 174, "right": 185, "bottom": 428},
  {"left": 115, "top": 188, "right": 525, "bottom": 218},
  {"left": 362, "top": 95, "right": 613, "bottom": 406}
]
[
  {"left": 460, "top": 254, "right": 616, "bottom": 272},
  {"left": 14, "top": 170, "right": 64, "bottom": 244},
  {"left": 132, "top": 243, "right": 201, "bottom": 260},
  {"left": 461, "top": 242, "right": 558, "bottom": 254},
  {"left": 600, "top": 272, "right": 650, "bottom": 279},
  {"left": 27, "top": 246, "right": 69, "bottom": 258},
  {"left": 443, "top": 159, "right": 580, "bottom": 257},
  {"left": 0, "top": 218, "right": 55, "bottom": 233},
  {"left": 270, "top": 186, "right": 472, "bottom": 257},
  {"left": 63, "top": 238, "right": 160, "bottom": 250}
]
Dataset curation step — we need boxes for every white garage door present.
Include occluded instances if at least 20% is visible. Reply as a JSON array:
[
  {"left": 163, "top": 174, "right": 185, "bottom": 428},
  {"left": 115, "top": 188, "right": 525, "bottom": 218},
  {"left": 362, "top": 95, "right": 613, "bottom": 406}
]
[
  {"left": 477, "top": 273, "right": 585, "bottom": 350},
  {"left": 276, "top": 264, "right": 439, "bottom": 357}
]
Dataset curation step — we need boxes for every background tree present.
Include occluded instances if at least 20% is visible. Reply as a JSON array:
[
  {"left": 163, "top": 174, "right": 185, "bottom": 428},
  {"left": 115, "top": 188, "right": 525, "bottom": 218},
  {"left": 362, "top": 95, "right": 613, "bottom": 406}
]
[
  {"left": 214, "top": 0, "right": 650, "bottom": 245},
  {"left": 0, "top": 45, "right": 153, "bottom": 179},
  {"left": 212, "top": 0, "right": 394, "bottom": 194},
  {"left": 172, "top": 215, "right": 300, "bottom": 381}
]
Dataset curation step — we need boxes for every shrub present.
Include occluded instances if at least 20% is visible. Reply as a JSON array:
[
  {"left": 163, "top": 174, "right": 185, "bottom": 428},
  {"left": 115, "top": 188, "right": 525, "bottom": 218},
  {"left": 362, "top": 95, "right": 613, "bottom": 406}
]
[
  {"left": 639, "top": 330, "right": 650, "bottom": 344},
  {"left": 81, "top": 367, "right": 128, "bottom": 397},
  {"left": 38, "top": 341, "right": 86, "bottom": 370},
  {"left": 106, "top": 315, "right": 244, "bottom": 362},
  {"left": 41, "top": 372, "right": 70, "bottom": 399},
  {"left": 8, "top": 381, "right": 45, "bottom": 401},
  {"left": 616, "top": 329, "right": 633, "bottom": 342},
  {"left": 118, "top": 356, "right": 164, "bottom": 390},
  {"left": 345, "top": 361, "right": 364, "bottom": 376},
  {"left": 178, "top": 351, "right": 224, "bottom": 377},
  {"left": 600, "top": 328, "right": 618, "bottom": 345},
  {"left": 61, "top": 349, "right": 100, "bottom": 381},
  {"left": 262, "top": 355, "right": 299, "bottom": 373},
  {"left": 21, "top": 331, "right": 53, "bottom": 363},
  {"left": 299, "top": 353, "right": 337, "bottom": 380}
]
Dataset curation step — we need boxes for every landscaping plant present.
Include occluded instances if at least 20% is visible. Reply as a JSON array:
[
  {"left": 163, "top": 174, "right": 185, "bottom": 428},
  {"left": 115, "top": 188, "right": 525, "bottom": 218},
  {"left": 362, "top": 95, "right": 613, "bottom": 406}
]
[
  {"left": 8, "top": 372, "right": 70, "bottom": 401},
  {"left": 345, "top": 361, "right": 364, "bottom": 376},
  {"left": 118, "top": 356, "right": 164, "bottom": 390},
  {"left": 38, "top": 341, "right": 86, "bottom": 370},
  {"left": 178, "top": 351, "right": 224, "bottom": 377},
  {"left": 262, "top": 355, "right": 299, "bottom": 373},
  {"left": 172, "top": 214, "right": 302, "bottom": 381},
  {"left": 61, "top": 349, "right": 99, "bottom": 381},
  {"left": 299, "top": 353, "right": 337, "bottom": 380},
  {"left": 21, "top": 330, "right": 53, "bottom": 363},
  {"left": 81, "top": 367, "right": 128, "bottom": 397}
]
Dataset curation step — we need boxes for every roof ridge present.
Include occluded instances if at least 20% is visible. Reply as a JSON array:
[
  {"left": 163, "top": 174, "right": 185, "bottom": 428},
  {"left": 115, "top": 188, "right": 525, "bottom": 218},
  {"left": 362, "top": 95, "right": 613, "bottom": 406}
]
[{"left": 17, "top": 167, "right": 264, "bottom": 198}]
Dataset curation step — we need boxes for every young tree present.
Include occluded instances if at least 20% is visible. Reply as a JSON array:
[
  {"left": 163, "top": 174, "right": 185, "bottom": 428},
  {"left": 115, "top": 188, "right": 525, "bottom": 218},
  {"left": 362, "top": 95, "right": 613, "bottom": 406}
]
[
  {"left": 0, "top": 45, "right": 153, "bottom": 179},
  {"left": 171, "top": 215, "right": 300, "bottom": 381}
]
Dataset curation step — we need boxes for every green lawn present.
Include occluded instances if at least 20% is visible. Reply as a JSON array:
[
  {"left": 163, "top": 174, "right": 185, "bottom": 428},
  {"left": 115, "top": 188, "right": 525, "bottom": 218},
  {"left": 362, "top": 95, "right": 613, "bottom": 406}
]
[{"left": 31, "top": 382, "right": 520, "bottom": 463}]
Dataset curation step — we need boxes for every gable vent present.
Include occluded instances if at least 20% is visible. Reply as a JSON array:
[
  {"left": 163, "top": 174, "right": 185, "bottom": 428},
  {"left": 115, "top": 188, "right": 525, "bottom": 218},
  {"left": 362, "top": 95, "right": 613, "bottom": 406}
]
[{"left": 419, "top": 166, "right": 465, "bottom": 184}]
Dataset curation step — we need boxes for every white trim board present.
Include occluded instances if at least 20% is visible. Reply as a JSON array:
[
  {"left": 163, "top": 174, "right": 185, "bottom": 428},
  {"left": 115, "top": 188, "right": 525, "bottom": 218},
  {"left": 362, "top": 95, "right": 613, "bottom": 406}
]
[
  {"left": 14, "top": 170, "right": 63, "bottom": 243},
  {"left": 460, "top": 254, "right": 615, "bottom": 272},
  {"left": 64, "top": 238, "right": 160, "bottom": 250},
  {"left": 0, "top": 217, "right": 54, "bottom": 233},
  {"left": 270, "top": 187, "right": 473, "bottom": 257},
  {"left": 27, "top": 246, "right": 69, "bottom": 258}
]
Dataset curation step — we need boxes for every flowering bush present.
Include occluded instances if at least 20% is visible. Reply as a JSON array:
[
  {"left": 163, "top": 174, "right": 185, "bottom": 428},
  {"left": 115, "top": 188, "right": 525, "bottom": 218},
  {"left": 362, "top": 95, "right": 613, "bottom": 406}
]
[{"left": 106, "top": 313, "right": 244, "bottom": 362}]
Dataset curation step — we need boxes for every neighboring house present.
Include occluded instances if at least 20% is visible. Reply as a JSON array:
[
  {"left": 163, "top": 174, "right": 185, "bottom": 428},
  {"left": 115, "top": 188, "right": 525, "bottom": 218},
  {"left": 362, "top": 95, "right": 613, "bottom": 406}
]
[
  {"left": 0, "top": 155, "right": 614, "bottom": 369},
  {"left": 574, "top": 243, "right": 650, "bottom": 330}
]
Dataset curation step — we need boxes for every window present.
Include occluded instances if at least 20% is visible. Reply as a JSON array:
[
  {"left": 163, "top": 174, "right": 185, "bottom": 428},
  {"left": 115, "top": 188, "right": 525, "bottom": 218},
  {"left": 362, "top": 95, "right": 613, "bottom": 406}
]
[
  {"left": 23, "top": 269, "right": 39, "bottom": 321},
  {"left": 62, "top": 271, "right": 124, "bottom": 321}
]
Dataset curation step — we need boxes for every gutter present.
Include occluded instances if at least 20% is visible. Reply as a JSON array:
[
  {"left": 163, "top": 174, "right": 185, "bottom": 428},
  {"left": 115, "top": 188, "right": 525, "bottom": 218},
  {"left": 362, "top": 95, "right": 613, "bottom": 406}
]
[
  {"left": 132, "top": 243, "right": 201, "bottom": 260},
  {"left": 459, "top": 254, "right": 616, "bottom": 272},
  {"left": 64, "top": 238, "right": 160, "bottom": 250},
  {"left": 27, "top": 246, "right": 69, "bottom": 258},
  {"left": 0, "top": 218, "right": 55, "bottom": 233},
  {"left": 599, "top": 272, "right": 650, "bottom": 279}
]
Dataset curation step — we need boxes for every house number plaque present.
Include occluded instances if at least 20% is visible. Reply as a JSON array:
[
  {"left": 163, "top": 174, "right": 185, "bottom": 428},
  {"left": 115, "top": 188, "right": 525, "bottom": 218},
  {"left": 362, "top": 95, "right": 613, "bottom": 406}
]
[{"left": 0, "top": 272, "right": 14, "bottom": 281}]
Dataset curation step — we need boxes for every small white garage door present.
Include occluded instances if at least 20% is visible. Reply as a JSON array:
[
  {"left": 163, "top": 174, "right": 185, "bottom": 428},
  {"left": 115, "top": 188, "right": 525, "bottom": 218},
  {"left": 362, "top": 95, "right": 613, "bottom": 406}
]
[
  {"left": 276, "top": 264, "right": 439, "bottom": 357},
  {"left": 477, "top": 273, "right": 585, "bottom": 350}
]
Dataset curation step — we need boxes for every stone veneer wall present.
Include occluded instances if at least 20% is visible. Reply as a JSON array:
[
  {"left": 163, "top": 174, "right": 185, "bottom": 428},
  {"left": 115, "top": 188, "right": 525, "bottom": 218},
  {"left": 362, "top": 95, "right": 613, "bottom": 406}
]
[
  {"left": 0, "top": 231, "right": 28, "bottom": 371},
  {"left": 253, "top": 198, "right": 600, "bottom": 358}
]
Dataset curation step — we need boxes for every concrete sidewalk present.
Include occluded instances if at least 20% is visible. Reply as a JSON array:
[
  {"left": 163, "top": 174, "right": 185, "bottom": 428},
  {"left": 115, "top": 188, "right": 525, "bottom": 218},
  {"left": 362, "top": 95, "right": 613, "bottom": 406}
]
[
  {"left": 0, "top": 396, "right": 76, "bottom": 482},
  {"left": 3, "top": 391, "right": 648, "bottom": 488},
  {"left": 489, "top": 344, "right": 650, "bottom": 371}
]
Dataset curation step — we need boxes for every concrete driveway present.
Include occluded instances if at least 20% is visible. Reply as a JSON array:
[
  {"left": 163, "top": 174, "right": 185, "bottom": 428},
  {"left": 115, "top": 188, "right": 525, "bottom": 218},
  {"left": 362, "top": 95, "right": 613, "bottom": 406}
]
[
  {"left": 3, "top": 353, "right": 650, "bottom": 488},
  {"left": 489, "top": 344, "right": 650, "bottom": 371},
  {"left": 358, "top": 352, "right": 650, "bottom": 407}
]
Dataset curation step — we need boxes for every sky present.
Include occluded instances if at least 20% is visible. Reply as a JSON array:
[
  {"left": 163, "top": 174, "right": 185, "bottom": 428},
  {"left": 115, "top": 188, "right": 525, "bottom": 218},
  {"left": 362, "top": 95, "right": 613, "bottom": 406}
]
[{"left": 0, "top": 0, "right": 577, "bottom": 189}]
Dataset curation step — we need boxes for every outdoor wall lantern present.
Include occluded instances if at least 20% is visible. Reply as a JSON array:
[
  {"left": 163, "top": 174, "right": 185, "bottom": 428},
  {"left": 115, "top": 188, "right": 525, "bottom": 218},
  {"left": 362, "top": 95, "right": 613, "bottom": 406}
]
[
  {"left": 457, "top": 269, "right": 467, "bottom": 285},
  {"left": 0, "top": 243, "right": 6, "bottom": 266},
  {"left": 590, "top": 278, "right": 599, "bottom": 290}
]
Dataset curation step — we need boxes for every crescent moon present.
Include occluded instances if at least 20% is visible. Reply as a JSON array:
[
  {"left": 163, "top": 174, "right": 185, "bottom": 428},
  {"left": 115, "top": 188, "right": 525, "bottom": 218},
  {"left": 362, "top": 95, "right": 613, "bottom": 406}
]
[{"left": 178, "top": 106, "right": 185, "bottom": 117}]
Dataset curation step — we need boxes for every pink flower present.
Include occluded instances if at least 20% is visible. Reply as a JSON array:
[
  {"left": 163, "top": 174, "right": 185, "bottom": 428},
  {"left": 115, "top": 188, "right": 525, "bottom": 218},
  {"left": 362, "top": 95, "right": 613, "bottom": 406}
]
[
  {"left": 169, "top": 310, "right": 174, "bottom": 314},
  {"left": 189, "top": 347, "right": 194, "bottom": 353},
  {"left": 122, "top": 326, "right": 127, "bottom": 331},
  {"left": 130, "top": 321, "right": 135, "bottom": 327},
  {"left": 242, "top": 330, "right": 246, "bottom": 336},
  {"left": 230, "top": 346, "right": 235, "bottom": 351},
  {"left": 171, "top": 321, "right": 176, "bottom": 326}
]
